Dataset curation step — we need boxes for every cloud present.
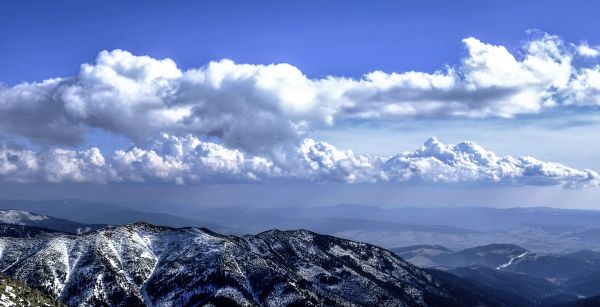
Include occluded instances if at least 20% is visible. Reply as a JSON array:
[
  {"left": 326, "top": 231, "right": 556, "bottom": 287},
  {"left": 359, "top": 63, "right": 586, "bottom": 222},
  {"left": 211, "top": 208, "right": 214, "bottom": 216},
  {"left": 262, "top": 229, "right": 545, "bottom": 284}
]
[
  {"left": 577, "top": 43, "right": 600, "bottom": 58},
  {"left": 2, "top": 33, "right": 600, "bottom": 152},
  {"left": 382, "top": 137, "right": 599, "bottom": 188},
  {"left": 0, "top": 79, "right": 85, "bottom": 145},
  {"left": 0, "top": 136, "right": 596, "bottom": 188},
  {"left": 1, "top": 32, "right": 599, "bottom": 188},
  {"left": 0, "top": 146, "right": 115, "bottom": 183}
]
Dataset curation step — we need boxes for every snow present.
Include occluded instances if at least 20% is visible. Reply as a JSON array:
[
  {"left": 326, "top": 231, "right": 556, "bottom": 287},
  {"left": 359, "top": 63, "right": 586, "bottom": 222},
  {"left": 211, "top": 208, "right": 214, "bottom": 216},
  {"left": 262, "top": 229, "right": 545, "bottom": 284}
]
[
  {"left": 76, "top": 227, "right": 92, "bottom": 234},
  {"left": 0, "top": 286, "right": 18, "bottom": 307},
  {"left": 0, "top": 293, "right": 15, "bottom": 307},
  {"left": 0, "top": 210, "right": 48, "bottom": 225},
  {"left": 496, "top": 251, "right": 530, "bottom": 269}
]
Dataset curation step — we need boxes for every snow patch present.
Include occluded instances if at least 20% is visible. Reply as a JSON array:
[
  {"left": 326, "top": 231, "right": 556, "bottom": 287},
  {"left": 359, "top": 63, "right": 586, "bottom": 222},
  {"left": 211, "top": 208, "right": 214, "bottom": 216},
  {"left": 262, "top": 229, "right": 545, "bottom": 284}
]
[
  {"left": 0, "top": 210, "right": 48, "bottom": 225},
  {"left": 496, "top": 252, "right": 530, "bottom": 270}
]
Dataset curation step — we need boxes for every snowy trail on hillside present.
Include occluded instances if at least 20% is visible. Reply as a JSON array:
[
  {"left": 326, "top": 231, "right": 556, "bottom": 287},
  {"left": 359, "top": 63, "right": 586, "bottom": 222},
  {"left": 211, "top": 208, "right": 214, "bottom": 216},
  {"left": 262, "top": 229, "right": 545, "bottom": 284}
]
[{"left": 496, "top": 252, "right": 529, "bottom": 270}]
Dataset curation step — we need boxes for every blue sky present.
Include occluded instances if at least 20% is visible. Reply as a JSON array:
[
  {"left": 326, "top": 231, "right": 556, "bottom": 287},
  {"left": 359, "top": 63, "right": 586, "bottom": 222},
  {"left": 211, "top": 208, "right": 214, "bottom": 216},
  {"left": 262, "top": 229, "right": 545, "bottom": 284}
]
[
  {"left": 2, "top": 0, "right": 599, "bottom": 84},
  {"left": 2, "top": 0, "right": 600, "bottom": 207}
]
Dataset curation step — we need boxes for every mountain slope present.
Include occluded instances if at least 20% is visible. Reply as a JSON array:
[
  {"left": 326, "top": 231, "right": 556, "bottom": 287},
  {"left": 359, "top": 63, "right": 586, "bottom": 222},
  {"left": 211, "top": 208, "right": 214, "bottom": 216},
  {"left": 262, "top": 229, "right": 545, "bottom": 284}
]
[
  {"left": 393, "top": 243, "right": 600, "bottom": 282},
  {"left": 447, "top": 266, "right": 576, "bottom": 305},
  {"left": 0, "top": 200, "right": 222, "bottom": 231},
  {"left": 0, "top": 210, "right": 105, "bottom": 234},
  {"left": 425, "top": 268, "right": 534, "bottom": 307},
  {"left": 0, "top": 274, "right": 64, "bottom": 307},
  {"left": 501, "top": 253, "right": 597, "bottom": 280},
  {"left": 10, "top": 200, "right": 600, "bottom": 252},
  {"left": 553, "top": 295, "right": 600, "bottom": 307},
  {"left": 439, "top": 244, "right": 530, "bottom": 269},
  {"left": 561, "top": 250, "right": 600, "bottom": 262},
  {"left": 393, "top": 244, "right": 600, "bottom": 305},
  {"left": 391, "top": 245, "right": 454, "bottom": 267},
  {"left": 560, "top": 270, "right": 600, "bottom": 297},
  {"left": 394, "top": 244, "right": 531, "bottom": 269},
  {"left": 0, "top": 223, "right": 505, "bottom": 307}
]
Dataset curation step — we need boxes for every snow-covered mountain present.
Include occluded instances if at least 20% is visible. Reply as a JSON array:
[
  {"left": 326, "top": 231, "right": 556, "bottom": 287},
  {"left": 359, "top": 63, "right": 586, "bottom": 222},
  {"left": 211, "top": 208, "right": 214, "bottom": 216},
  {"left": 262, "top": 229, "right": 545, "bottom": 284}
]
[
  {"left": 0, "top": 210, "right": 105, "bottom": 234},
  {"left": 0, "top": 222, "right": 501, "bottom": 307}
]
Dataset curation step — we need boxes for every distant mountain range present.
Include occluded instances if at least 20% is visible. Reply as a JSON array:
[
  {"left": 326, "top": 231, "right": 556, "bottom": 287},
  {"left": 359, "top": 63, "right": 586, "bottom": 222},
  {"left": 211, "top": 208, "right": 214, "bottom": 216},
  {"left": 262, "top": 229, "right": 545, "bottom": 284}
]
[
  {"left": 394, "top": 243, "right": 600, "bottom": 306},
  {"left": 2, "top": 199, "right": 600, "bottom": 253},
  {"left": 0, "top": 209, "right": 105, "bottom": 234},
  {"left": 0, "top": 199, "right": 223, "bottom": 230},
  {"left": 393, "top": 244, "right": 532, "bottom": 269}
]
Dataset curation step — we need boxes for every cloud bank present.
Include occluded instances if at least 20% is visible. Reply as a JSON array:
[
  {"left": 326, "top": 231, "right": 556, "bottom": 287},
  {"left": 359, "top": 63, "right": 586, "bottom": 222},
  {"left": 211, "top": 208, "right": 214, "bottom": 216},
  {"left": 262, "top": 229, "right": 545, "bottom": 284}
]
[
  {"left": 1, "top": 32, "right": 600, "bottom": 188},
  {"left": 0, "top": 135, "right": 597, "bottom": 188},
  {"left": 2, "top": 33, "right": 600, "bottom": 152}
]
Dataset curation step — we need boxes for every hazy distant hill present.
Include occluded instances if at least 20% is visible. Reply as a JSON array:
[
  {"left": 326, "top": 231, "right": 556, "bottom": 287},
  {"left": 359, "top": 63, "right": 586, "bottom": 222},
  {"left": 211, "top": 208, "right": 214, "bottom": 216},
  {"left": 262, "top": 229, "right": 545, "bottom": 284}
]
[
  {"left": 391, "top": 245, "right": 453, "bottom": 267},
  {"left": 447, "top": 266, "right": 574, "bottom": 305},
  {"left": 116, "top": 202, "right": 600, "bottom": 252},
  {"left": 6, "top": 200, "right": 600, "bottom": 252},
  {"left": 0, "top": 209, "right": 104, "bottom": 234},
  {"left": 0, "top": 199, "right": 225, "bottom": 231},
  {"left": 395, "top": 243, "right": 600, "bottom": 306}
]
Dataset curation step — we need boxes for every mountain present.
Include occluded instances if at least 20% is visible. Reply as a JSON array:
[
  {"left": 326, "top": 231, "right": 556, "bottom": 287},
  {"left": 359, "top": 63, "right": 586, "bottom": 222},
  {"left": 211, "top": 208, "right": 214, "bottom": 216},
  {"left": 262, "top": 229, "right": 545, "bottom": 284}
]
[
  {"left": 392, "top": 243, "right": 600, "bottom": 305},
  {"left": 178, "top": 204, "right": 600, "bottom": 233},
  {"left": 447, "top": 266, "right": 576, "bottom": 305},
  {"left": 393, "top": 243, "right": 600, "bottom": 280},
  {"left": 393, "top": 244, "right": 535, "bottom": 270},
  {"left": 84, "top": 202, "right": 600, "bottom": 252},
  {"left": 0, "top": 223, "right": 507, "bottom": 307},
  {"left": 0, "top": 210, "right": 105, "bottom": 234},
  {"left": 0, "top": 199, "right": 224, "bottom": 231},
  {"left": 201, "top": 205, "right": 600, "bottom": 231},
  {"left": 562, "top": 228, "right": 600, "bottom": 244},
  {"left": 391, "top": 245, "right": 453, "bottom": 267},
  {"left": 560, "top": 270, "right": 600, "bottom": 298},
  {"left": 561, "top": 250, "right": 600, "bottom": 262},
  {"left": 425, "top": 268, "right": 536, "bottom": 307},
  {"left": 500, "top": 253, "right": 598, "bottom": 280},
  {"left": 0, "top": 223, "right": 60, "bottom": 238},
  {"left": 2, "top": 211, "right": 600, "bottom": 306},
  {"left": 8, "top": 200, "right": 600, "bottom": 252},
  {"left": 0, "top": 274, "right": 64, "bottom": 307},
  {"left": 553, "top": 295, "right": 600, "bottom": 307},
  {"left": 410, "top": 244, "right": 531, "bottom": 269}
]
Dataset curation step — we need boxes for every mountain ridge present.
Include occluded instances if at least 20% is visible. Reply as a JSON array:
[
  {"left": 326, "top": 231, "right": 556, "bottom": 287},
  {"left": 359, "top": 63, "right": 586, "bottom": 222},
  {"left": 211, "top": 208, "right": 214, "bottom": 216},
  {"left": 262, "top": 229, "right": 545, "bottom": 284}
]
[{"left": 0, "top": 222, "right": 505, "bottom": 307}]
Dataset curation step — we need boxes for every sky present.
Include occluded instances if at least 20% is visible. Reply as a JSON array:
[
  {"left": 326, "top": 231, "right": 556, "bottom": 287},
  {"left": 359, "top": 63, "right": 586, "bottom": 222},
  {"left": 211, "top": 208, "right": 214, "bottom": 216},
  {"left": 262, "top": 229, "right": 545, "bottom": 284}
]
[{"left": 2, "top": 0, "right": 600, "bottom": 208}]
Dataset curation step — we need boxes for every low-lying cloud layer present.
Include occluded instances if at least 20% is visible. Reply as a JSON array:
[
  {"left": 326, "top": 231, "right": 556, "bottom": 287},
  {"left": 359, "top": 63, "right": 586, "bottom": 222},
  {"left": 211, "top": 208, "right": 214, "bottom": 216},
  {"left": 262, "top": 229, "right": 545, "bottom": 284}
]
[
  {"left": 2, "top": 33, "right": 600, "bottom": 152},
  {"left": 0, "top": 135, "right": 597, "bottom": 188}
]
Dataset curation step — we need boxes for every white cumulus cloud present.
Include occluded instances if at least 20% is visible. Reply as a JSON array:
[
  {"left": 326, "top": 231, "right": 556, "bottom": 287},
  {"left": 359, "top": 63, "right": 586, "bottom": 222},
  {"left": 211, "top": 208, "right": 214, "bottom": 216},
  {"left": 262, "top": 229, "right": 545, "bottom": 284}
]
[
  {"left": 577, "top": 43, "right": 600, "bottom": 58},
  {"left": 0, "top": 136, "right": 596, "bottom": 188},
  {"left": 382, "top": 137, "right": 599, "bottom": 188},
  {"left": 1, "top": 33, "right": 600, "bottom": 151}
]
